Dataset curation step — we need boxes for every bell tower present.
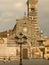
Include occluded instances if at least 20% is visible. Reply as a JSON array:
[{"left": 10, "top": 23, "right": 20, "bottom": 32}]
[
  {"left": 27, "top": 0, "right": 38, "bottom": 20},
  {"left": 27, "top": 0, "right": 38, "bottom": 33},
  {"left": 26, "top": 0, "right": 40, "bottom": 46}
]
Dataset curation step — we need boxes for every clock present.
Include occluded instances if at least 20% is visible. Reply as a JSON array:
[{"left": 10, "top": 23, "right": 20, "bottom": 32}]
[{"left": 23, "top": 27, "right": 28, "bottom": 32}]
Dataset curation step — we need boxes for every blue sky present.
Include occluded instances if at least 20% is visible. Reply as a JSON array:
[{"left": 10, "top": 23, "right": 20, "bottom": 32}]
[{"left": 0, "top": 0, "right": 49, "bottom": 37}]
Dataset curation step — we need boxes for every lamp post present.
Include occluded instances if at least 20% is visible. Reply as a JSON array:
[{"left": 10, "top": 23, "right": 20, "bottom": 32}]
[{"left": 15, "top": 33, "right": 27, "bottom": 65}]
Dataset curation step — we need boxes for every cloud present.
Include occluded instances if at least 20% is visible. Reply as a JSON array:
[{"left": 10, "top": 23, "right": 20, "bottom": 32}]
[
  {"left": 0, "top": 0, "right": 16, "bottom": 11},
  {"left": 15, "top": 2, "right": 23, "bottom": 8},
  {"left": 0, "top": 17, "right": 2, "bottom": 21},
  {"left": 38, "top": 0, "right": 49, "bottom": 20},
  {"left": 38, "top": 0, "right": 49, "bottom": 36},
  {"left": 0, "top": 0, "right": 27, "bottom": 32},
  {"left": 0, "top": 0, "right": 26, "bottom": 18},
  {"left": 14, "top": 2, "right": 27, "bottom": 13},
  {"left": 0, "top": 0, "right": 26, "bottom": 11}
]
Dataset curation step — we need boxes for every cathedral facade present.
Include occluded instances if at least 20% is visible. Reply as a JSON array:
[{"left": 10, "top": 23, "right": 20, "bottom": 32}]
[{"left": 7, "top": 0, "right": 44, "bottom": 59}]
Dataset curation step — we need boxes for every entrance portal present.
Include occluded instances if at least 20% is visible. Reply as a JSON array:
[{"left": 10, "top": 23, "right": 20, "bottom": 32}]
[{"left": 23, "top": 48, "right": 28, "bottom": 59}]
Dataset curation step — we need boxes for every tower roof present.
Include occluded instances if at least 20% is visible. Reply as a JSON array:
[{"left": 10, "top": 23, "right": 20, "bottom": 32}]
[{"left": 27, "top": 0, "right": 38, "bottom": 5}]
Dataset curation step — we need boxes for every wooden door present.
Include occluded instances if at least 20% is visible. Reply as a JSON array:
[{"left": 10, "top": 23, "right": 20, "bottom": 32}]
[{"left": 23, "top": 48, "right": 28, "bottom": 59}]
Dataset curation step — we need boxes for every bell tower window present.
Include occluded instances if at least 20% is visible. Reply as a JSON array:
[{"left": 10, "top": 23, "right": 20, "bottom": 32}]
[{"left": 31, "top": 8, "right": 35, "bottom": 11}]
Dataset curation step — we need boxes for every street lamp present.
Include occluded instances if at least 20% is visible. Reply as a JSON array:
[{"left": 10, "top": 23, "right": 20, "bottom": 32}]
[{"left": 15, "top": 32, "right": 27, "bottom": 65}]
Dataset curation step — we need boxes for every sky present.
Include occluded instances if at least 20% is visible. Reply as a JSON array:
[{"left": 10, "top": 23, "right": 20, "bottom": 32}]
[{"left": 0, "top": 0, "right": 49, "bottom": 37}]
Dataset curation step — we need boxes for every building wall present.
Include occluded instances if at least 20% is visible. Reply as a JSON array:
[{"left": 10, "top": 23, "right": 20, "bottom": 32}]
[
  {"left": 44, "top": 37, "right": 49, "bottom": 59},
  {"left": 0, "top": 38, "right": 16, "bottom": 59},
  {"left": 0, "top": 38, "right": 7, "bottom": 58}
]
